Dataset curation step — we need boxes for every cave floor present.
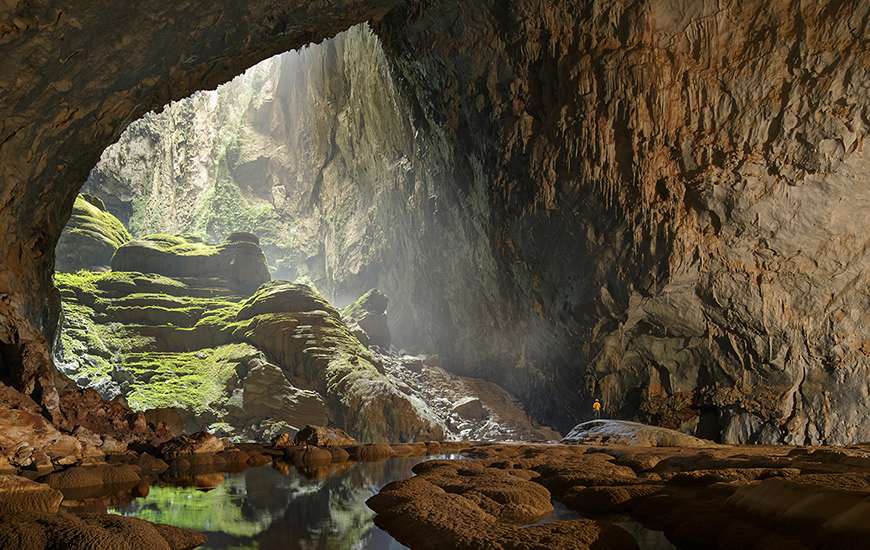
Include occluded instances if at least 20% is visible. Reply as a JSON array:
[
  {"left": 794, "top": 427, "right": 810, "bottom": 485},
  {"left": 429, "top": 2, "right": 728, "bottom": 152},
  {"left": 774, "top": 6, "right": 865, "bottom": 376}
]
[{"left": 4, "top": 440, "right": 869, "bottom": 549}]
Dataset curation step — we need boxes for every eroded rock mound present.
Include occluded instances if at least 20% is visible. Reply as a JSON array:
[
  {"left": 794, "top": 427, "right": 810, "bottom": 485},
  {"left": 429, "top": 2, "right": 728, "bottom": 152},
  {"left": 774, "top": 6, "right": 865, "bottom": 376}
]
[
  {"left": 0, "top": 511, "right": 205, "bottom": 550},
  {"left": 111, "top": 234, "right": 270, "bottom": 293},
  {"left": 367, "top": 458, "right": 638, "bottom": 549},
  {"left": 0, "top": 476, "right": 63, "bottom": 513},
  {"left": 55, "top": 194, "right": 132, "bottom": 272},
  {"left": 563, "top": 420, "right": 713, "bottom": 448}
]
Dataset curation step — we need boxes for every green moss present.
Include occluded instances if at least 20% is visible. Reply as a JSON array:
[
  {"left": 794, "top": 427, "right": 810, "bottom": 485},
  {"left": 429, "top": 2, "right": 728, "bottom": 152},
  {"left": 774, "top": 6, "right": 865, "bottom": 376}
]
[
  {"left": 55, "top": 270, "right": 187, "bottom": 296},
  {"left": 57, "top": 299, "right": 153, "bottom": 383},
  {"left": 124, "top": 343, "right": 260, "bottom": 413},
  {"left": 66, "top": 195, "right": 132, "bottom": 249},
  {"left": 133, "top": 233, "right": 220, "bottom": 257}
]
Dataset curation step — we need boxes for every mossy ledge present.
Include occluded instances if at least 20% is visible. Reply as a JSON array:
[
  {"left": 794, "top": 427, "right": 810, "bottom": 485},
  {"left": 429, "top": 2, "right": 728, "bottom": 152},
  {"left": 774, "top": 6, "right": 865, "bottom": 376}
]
[{"left": 56, "top": 269, "right": 442, "bottom": 442}]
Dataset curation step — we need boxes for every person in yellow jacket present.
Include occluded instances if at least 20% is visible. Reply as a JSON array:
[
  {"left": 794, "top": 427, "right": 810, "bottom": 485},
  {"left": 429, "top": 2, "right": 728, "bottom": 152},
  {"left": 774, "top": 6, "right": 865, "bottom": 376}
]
[{"left": 592, "top": 398, "right": 602, "bottom": 419}]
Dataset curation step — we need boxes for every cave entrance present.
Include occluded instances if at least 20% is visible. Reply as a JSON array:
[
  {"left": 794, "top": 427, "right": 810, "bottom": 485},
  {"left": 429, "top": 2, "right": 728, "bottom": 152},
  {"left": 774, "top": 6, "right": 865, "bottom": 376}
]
[
  {"left": 53, "top": 23, "right": 558, "bottom": 447},
  {"left": 53, "top": 24, "right": 414, "bottom": 441}
]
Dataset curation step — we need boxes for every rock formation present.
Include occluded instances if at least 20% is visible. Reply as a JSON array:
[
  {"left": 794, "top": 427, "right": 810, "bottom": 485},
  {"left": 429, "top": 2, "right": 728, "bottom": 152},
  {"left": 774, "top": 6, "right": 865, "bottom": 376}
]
[
  {"left": 55, "top": 195, "right": 131, "bottom": 272},
  {"left": 369, "top": 439, "right": 870, "bottom": 549}
]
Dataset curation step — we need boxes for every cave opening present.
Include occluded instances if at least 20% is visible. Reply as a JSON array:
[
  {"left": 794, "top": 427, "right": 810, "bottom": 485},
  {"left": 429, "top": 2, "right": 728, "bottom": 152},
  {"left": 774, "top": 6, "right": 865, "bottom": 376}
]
[{"left": 53, "top": 24, "right": 557, "bottom": 449}]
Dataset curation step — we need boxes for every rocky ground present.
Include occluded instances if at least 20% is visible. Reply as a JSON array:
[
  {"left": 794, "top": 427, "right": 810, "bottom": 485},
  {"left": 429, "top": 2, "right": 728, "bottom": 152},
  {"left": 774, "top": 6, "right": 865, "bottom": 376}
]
[
  {"left": 0, "top": 420, "right": 867, "bottom": 549},
  {"left": 0, "top": 423, "right": 459, "bottom": 549},
  {"left": 368, "top": 422, "right": 870, "bottom": 549}
]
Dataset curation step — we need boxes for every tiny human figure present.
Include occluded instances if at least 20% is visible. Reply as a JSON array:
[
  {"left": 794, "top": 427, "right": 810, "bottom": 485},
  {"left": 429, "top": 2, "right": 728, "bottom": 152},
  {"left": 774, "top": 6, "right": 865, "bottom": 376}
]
[{"left": 592, "top": 398, "right": 602, "bottom": 419}]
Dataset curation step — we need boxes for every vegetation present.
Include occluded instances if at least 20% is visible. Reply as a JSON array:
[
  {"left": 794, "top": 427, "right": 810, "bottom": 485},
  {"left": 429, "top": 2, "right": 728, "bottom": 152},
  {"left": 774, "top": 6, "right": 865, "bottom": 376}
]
[
  {"left": 129, "top": 233, "right": 220, "bottom": 256},
  {"left": 124, "top": 343, "right": 261, "bottom": 413},
  {"left": 65, "top": 195, "right": 132, "bottom": 249}
]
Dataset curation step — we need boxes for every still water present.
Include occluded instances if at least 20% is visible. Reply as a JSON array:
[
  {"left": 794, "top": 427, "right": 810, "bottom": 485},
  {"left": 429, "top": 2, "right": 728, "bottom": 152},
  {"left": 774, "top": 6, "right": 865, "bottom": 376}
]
[
  {"left": 111, "top": 455, "right": 676, "bottom": 549},
  {"left": 111, "top": 457, "right": 440, "bottom": 549}
]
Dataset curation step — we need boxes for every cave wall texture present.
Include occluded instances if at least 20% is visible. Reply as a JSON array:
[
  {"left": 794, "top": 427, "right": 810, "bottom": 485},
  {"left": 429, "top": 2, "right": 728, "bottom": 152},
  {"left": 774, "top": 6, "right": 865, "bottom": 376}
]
[
  {"left": 2, "top": 0, "right": 868, "bottom": 444},
  {"left": 372, "top": 0, "right": 870, "bottom": 444}
]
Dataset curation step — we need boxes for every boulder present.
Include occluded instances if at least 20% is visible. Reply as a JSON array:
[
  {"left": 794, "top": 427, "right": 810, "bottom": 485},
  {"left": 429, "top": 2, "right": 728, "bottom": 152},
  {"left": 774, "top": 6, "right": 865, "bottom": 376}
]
[
  {"left": 349, "top": 444, "right": 394, "bottom": 461},
  {"left": 452, "top": 397, "right": 488, "bottom": 421},
  {"left": 562, "top": 420, "right": 713, "bottom": 448},
  {"left": 0, "top": 475, "right": 64, "bottom": 513},
  {"left": 342, "top": 289, "right": 391, "bottom": 349},
  {"left": 111, "top": 234, "right": 270, "bottom": 293},
  {"left": 159, "top": 432, "right": 225, "bottom": 460},
  {"left": 55, "top": 194, "right": 131, "bottom": 272},
  {"left": 42, "top": 464, "right": 141, "bottom": 490},
  {"left": 293, "top": 425, "right": 358, "bottom": 448},
  {"left": 286, "top": 446, "right": 332, "bottom": 468}
]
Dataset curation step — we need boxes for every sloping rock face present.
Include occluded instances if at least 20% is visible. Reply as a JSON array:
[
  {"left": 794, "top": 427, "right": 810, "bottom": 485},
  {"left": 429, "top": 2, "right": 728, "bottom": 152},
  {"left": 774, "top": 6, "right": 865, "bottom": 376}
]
[
  {"left": 563, "top": 420, "right": 711, "bottom": 448},
  {"left": 55, "top": 195, "right": 131, "bottom": 272},
  {"left": 372, "top": 1, "right": 870, "bottom": 444}
]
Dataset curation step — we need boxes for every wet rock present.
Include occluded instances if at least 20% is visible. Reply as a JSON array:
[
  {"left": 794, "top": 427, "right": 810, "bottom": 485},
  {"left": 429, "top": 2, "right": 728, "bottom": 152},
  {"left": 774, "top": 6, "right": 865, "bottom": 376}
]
[
  {"left": 562, "top": 484, "right": 662, "bottom": 513},
  {"left": 390, "top": 443, "right": 428, "bottom": 457},
  {"left": 159, "top": 432, "right": 225, "bottom": 461},
  {"left": 0, "top": 475, "right": 64, "bottom": 513},
  {"left": 0, "top": 511, "right": 206, "bottom": 549},
  {"left": 368, "top": 459, "right": 638, "bottom": 549},
  {"left": 42, "top": 464, "right": 141, "bottom": 490},
  {"left": 328, "top": 446, "right": 350, "bottom": 463},
  {"left": 286, "top": 446, "right": 332, "bottom": 468},
  {"left": 293, "top": 425, "right": 358, "bottom": 448},
  {"left": 563, "top": 420, "right": 713, "bottom": 448},
  {"left": 348, "top": 444, "right": 394, "bottom": 461}
]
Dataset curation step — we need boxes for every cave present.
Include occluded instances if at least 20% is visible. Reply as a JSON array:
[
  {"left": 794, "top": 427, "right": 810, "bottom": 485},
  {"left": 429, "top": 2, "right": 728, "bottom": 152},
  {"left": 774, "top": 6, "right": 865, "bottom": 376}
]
[{"left": 1, "top": 2, "right": 868, "bottom": 549}]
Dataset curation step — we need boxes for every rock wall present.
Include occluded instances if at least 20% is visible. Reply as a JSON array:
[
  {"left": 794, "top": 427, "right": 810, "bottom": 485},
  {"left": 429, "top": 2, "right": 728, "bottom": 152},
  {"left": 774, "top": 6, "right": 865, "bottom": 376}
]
[{"left": 373, "top": 0, "right": 870, "bottom": 444}]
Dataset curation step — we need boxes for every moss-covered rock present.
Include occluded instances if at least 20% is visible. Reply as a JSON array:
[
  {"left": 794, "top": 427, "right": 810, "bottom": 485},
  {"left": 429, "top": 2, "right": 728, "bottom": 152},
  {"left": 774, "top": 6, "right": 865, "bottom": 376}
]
[
  {"left": 231, "top": 282, "right": 442, "bottom": 442},
  {"left": 342, "top": 289, "right": 391, "bottom": 349},
  {"left": 55, "top": 266, "right": 442, "bottom": 442},
  {"left": 55, "top": 195, "right": 132, "bottom": 272},
  {"left": 111, "top": 234, "right": 270, "bottom": 294}
]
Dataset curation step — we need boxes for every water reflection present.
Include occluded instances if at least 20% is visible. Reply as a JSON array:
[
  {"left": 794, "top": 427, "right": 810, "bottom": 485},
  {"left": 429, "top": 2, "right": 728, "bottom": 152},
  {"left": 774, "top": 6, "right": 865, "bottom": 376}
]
[{"left": 111, "top": 456, "right": 458, "bottom": 549}]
